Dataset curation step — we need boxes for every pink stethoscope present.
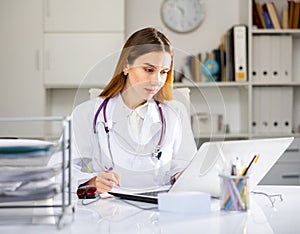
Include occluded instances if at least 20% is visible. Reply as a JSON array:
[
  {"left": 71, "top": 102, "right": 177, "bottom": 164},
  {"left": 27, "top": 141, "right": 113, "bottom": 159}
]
[{"left": 92, "top": 98, "right": 166, "bottom": 168}]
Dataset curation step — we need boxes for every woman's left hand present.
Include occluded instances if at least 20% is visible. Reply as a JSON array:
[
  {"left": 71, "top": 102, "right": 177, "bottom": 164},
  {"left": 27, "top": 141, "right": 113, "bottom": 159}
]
[{"left": 170, "top": 171, "right": 182, "bottom": 185}]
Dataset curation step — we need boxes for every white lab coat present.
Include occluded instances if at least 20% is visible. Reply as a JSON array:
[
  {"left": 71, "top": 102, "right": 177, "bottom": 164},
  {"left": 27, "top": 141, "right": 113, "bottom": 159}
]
[{"left": 71, "top": 94, "right": 197, "bottom": 189}]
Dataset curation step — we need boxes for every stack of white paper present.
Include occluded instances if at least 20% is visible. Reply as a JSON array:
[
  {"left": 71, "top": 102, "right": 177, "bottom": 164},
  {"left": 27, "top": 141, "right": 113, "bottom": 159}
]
[{"left": 0, "top": 139, "right": 61, "bottom": 202}]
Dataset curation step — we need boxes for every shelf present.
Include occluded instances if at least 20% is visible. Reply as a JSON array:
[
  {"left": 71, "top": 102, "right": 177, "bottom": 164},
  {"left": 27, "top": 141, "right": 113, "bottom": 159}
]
[
  {"left": 252, "top": 133, "right": 300, "bottom": 138},
  {"left": 44, "top": 84, "right": 104, "bottom": 89},
  {"left": 47, "top": 82, "right": 250, "bottom": 89},
  {"left": 44, "top": 30, "right": 124, "bottom": 34},
  {"left": 251, "top": 29, "right": 300, "bottom": 37},
  {"left": 45, "top": 82, "right": 300, "bottom": 89},
  {"left": 174, "top": 81, "right": 249, "bottom": 88},
  {"left": 194, "top": 132, "right": 249, "bottom": 139},
  {"left": 252, "top": 82, "right": 300, "bottom": 87}
]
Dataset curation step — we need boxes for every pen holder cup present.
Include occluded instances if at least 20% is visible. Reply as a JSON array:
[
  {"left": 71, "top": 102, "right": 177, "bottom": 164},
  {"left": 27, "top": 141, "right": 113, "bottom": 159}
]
[{"left": 219, "top": 174, "right": 249, "bottom": 212}]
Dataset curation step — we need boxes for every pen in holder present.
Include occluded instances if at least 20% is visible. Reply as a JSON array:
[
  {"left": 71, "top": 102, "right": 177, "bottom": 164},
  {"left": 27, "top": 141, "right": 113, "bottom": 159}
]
[{"left": 219, "top": 174, "right": 249, "bottom": 211}]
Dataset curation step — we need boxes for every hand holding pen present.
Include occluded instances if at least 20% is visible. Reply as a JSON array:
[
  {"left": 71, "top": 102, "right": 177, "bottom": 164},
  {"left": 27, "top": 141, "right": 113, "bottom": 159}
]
[{"left": 95, "top": 170, "right": 120, "bottom": 193}]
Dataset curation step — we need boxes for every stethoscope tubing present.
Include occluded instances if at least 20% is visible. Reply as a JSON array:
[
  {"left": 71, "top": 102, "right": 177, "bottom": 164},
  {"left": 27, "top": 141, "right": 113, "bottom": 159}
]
[
  {"left": 93, "top": 98, "right": 109, "bottom": 134},
  {"left": 93, "top": 97, "right": 165, "bottom": 160},
  {"left": 155, "top": 101, "right": 166, "bottom": 148}
]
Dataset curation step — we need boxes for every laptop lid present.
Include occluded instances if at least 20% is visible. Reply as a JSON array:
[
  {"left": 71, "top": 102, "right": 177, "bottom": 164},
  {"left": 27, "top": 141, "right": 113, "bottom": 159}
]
[
  {"left": 108, "top": 137, "right": 293, "bottom": 202},
  {"left": 170, "top": 137, "right": 294, "bottom": 197}
]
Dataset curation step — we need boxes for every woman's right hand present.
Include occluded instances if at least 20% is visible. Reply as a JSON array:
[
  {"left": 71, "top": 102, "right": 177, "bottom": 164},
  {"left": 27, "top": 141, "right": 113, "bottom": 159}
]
[{"left": 95, "top": 171, "right": 120, "bottom": 193}]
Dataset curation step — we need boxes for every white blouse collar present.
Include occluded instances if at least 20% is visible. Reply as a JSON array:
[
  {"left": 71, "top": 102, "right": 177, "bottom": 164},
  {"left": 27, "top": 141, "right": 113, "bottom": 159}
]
[{"left": 119, "top": 94, "right": 149, "bottom": 120}]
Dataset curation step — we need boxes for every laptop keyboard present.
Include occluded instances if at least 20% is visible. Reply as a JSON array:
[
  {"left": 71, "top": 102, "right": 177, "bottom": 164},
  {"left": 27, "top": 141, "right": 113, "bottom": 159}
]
[{"left": 138, "top": 189, "right": 169, "bottom": 197}]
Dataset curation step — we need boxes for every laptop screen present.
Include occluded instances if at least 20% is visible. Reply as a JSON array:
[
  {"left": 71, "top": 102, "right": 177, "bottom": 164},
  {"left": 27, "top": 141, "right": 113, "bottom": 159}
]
[{"left": 170, "top": 137, "right": 294, "bottom": 197}]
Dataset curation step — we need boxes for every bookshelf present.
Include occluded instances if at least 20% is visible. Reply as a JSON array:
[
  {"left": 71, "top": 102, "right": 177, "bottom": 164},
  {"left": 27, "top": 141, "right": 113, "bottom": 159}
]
[
  {"left": 243, "top": 0, "right": 300, "bottom": 138},
  {"left": 174, "top": 0, "right": 300, "bottom": 185},
  {"left": 176, "top": 0, "right": 300, "bottom": 141},
  {"left": 242, "top": 0, "right": 300, "bottom": 185}
]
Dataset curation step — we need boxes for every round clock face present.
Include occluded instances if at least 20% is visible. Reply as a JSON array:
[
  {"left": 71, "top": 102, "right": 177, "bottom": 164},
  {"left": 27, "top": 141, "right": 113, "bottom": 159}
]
[{"left": 161, "top": 0, "right": 205, "bottom": 33}]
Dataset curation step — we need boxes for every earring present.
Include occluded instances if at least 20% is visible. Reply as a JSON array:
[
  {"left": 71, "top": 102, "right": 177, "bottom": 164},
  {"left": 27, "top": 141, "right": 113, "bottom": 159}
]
[{"left": 123, "top": 71, "right": 128, "bottom": 76}]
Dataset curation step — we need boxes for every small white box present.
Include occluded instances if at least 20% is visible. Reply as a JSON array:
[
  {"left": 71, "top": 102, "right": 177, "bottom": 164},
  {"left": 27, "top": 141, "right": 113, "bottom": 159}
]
[
  {"left": 192, "top": 113, "right": 223, "bottom": 137},
  {"left": 158, "top": 192, "right": 211, "bottom": 215}
]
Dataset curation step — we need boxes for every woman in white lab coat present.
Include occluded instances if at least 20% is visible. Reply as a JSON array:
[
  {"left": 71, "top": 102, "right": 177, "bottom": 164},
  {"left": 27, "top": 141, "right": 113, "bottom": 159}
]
[{"left": 71, "top": 27, "right": 197, "bottom": 193}]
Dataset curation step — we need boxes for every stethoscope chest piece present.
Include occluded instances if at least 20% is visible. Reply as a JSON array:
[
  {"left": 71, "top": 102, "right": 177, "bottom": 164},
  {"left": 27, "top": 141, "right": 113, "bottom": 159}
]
[
  {"left": 152, "top": 146, "right": 162, "bottom": 160},
  {"left": 103, "top": 119, "right": 113, "bottom": 132}
]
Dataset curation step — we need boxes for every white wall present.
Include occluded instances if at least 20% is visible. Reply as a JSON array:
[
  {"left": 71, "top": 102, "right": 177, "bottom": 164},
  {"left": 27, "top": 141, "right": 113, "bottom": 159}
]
[{"left": 125, "top": 0, "right": 240, "bottom": 70}]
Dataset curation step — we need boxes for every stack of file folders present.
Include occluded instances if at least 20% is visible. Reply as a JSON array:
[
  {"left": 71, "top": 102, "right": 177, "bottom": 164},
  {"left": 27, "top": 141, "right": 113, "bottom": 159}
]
[
  {"left": 252, "top": 87, "right": 293, "bottom": 134},
  {"left": 0, "top": 139, "right": 61, "bottom": 202},
  {"left": 252, "top": 35, "right": 292, "bottom": 83}
]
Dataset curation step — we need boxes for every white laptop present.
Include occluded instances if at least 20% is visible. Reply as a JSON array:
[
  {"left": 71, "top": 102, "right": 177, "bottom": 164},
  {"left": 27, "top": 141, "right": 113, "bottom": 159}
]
[{"left": 108, "top": 137, "right": 294, "bottom": 203}]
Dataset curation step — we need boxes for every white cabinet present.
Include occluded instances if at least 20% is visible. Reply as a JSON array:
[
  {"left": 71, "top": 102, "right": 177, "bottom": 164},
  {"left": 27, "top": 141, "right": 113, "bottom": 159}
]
[
  {"left": 43, "top": 0, "right": 125, "bottom": 137},
  {"left": 260, "top": 138, "right": 300, "bottom": 185},
  {"left": 44, "top": 33, "right": 123, "bottom": 87},
  {"left": 43, "top": 0, "right": 125, "bottom": 88},
  {"left": 0, "top": 0, "right": 45, "bottom": 138},
  {"left": 44, "top": 0, "right": 124, "bottom": 32}
]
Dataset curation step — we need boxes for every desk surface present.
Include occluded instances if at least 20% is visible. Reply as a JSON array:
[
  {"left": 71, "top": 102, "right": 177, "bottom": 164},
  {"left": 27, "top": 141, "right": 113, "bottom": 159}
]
[{"left": 0, "top": 185, "right": 299, "bottom": 234}]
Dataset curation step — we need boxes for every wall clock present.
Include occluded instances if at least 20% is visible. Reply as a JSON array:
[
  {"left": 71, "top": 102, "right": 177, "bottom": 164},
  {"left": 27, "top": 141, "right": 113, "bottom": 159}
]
[{"left": 161, "top": 0, "right": 205, "bottom": 33}]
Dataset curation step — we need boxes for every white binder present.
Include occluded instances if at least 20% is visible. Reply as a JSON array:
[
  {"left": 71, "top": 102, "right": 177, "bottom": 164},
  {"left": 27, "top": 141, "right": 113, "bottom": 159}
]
[
  {"left": 253, "top": 87, "right": 293, "bottom": 134},
  {"left": 252, "top": 87, "right": 261, "bottom": 133},
  {"left": 280, "top": 87, "right": 293, "bottom": 133},
  {"left": 279, "top": 35, "right": 292, "bottom": 82},
  {"left": 259, "top": 87, "right": 271, "bottom": 133},
  {"left": 252, "top": 36, "right": 260, "bottom": 83},
  {"left": 269, "top": 87, "right": 282, "bottom": 133},
  {"left": 270, "top": 37, "right": 281, "bottom": 82},
  {"left": 258, "top": 36, "right": 272, "bottom": 82},
  {"left": 232, "top": 25, "right": 247, "bottom": 82}
]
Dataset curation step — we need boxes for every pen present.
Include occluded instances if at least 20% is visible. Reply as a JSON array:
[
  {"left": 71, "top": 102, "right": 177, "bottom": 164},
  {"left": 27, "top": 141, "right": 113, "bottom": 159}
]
[
  {"left": 105, "top": 167, "right": 120, "bottom": 187},
  {"left": 234, "top": 156, "right": 242, "bottom": 175},
  {"left": 225, "top": 178, "right": 246, "bottom": 210},
  {"left": 105, "top": 167, "right": 113, "bottom": 172},
  {"left": 231, "top": 164, "right": 237, "bottom": 176},
  {"left": 241, "top": 154, "right": 260, "bottom": 176},
  {"left": 225, "top": 178, "right": 238, "bottom": 210}
]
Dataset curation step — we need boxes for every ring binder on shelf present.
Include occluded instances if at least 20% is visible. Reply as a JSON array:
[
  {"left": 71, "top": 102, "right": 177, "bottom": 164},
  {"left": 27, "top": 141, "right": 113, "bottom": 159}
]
[
  {"left": 260, "top": 35, "right": 272, "bottom": 82},
  {"left": 232, "top": 24, "right": 248, "bottom": 82},
  {"left": 253, "top": 35, "right": 292, "bottom": 83},
  {"left": 252, "top": 87, "right": 293, "bottom": 134},
  {"left": 270, "top": 88, "right": 281, "bottom": 133},
  {"left": 280, "top": 87, "right": 293, "bottom": 133},
  {"left": 252, "top": 88, "right": 261, "bottom": 133},
  {"left": 252, "top": 35, "right": 260, "bottom": 83},
  {"left": 260, "top": 88, "right": 270, "bottom": 133},
  {"left": 280, "top": 35, "right": 292, "bottom": 82},
  {"left": 270, "top": 36, "right": 281, "bottom": 82}
]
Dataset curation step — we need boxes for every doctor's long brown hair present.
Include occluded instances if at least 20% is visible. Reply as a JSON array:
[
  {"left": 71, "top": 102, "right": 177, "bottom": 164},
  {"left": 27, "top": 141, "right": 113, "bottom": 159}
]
[{"left": 100, "top": 27, "right": 174, "bottom": 103}]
